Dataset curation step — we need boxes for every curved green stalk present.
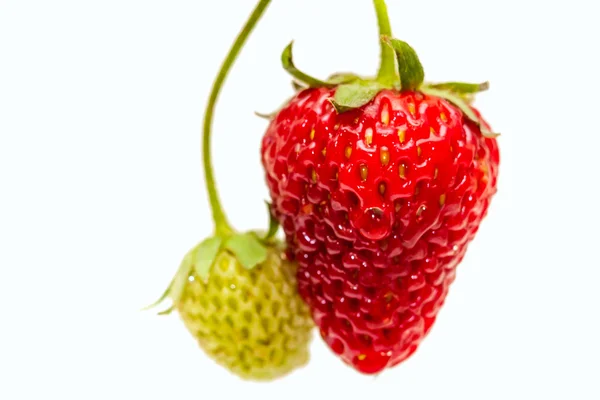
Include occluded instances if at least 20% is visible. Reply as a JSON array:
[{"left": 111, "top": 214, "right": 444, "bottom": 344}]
[
  {"left": 202, "top": 0, "right": 272, "bottom": 237},
  {"left": 373, "top": 0, "right": 399, "bottom": 87}
]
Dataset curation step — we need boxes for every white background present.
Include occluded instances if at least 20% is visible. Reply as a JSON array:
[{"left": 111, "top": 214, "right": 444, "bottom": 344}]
[{"left": 1, "top": 0, "right": 599, "bottom": 398}]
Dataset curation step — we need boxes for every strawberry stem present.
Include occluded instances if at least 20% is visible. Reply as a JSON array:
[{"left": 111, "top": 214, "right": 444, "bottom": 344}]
[
  {"left": 202, "top": 0, "right": 272, "bottom": 236},
  {"left": 373, "top": 0, "right": 399, "bottom": 87}
]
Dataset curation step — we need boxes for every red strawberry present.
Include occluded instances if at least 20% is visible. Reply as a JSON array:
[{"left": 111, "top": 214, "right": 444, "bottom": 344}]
[{"left": 260, "top": 0, "right": 499, "bottom": 374}]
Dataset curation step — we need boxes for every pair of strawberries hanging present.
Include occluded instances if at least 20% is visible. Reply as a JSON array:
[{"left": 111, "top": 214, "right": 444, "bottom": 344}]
[{"left": 146, "top": 0, "right": 500, "bottom": 381}]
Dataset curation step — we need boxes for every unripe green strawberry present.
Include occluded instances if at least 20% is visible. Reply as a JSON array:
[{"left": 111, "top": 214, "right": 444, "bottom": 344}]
[
  {"left": 147, "top": 233, "right": 313, "bottom": 381},
  {"left": 176, "top": 244, "right": 313, "bottom": 381}
]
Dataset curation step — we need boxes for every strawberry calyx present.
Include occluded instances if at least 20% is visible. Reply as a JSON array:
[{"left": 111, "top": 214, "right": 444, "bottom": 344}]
[
  {"left": 276, "top": 0, "right": 499, "bottom": 137},
  {"left": 143, "top": 225, "right": 280, "bottom": 315}
]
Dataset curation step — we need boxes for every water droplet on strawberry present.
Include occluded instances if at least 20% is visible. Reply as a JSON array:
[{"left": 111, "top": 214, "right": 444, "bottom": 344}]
[{"left": 357, "top": 207, "right": 392, "bottom": 241}]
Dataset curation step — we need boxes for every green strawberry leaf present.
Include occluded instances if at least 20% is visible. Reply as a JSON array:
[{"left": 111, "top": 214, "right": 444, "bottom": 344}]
[
  {"left": 382, "top": 37, "right": 425, "bottom": 91},
  {"left": 281, "top": 41, "right": 334, "bottom": 88},
  {"left": 330, "top": 80, "right": 385, "bottom": 113},
  {"left": 225, "top": 232, "right": 268, "bottom": 270},
  {"left": 263, "top": 201, "right": 280, "bottom": 241},
  {"left": 421, "top": 86, "right": 500, "bottom": 138},
  {"left": 193, "top": 236, "right": 223, "bottom": 281},
  {"left": 426, "top": 81, "right": 489, "bottom": 94}
]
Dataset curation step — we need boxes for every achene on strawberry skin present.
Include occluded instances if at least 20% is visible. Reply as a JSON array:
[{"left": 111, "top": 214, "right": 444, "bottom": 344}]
[{"left": 260, "top": 0, "right": 499, "bottom": 374}]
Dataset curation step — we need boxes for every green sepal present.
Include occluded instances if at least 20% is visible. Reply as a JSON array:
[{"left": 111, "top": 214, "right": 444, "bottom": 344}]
[
  {"left": 258, "top": 73, "right": 365, "bottom": 119},
  {"left": 224, "top": 232, "right": 268, "bottom": 270},
  {"left": 254, "top": 93, "right": 296, "bottom": 121},
  {"left": 426, "top": 81, "right": 489, "bottom": 94},
  {"left": 141, "top": 249, "right": 195, "bottom": 315},
  {"left": 281, "top": 41, "right": 334, "bottom": 88},
  {"left": 382, "top": 36, "right": 425, "bottom": 91},
  {"left": 421, "top": 86, "right": 500, "bottom": 138},
  {"left": 255, "top": 111, "right": 275, "bottom": 120},
  {"left": 292, "top": 81, "right": 306, "bottom": 92},
  {"left": 157, "top": 305, "right": 175, "bottom": 316},
  {"left": 262, "top": 201, "right": 280, "bottom": 242},
  {"left": 329, "top": 80, "right": 385, "bottom": 113},
  {"left": 140, "top": 281, "right": 172, "bottom": 312},
  {"left": 193, "top": 236, "right": 223, "bottom": 281},
  {"left": 326, "top": 72, "right": 362, "bottom": 85}
]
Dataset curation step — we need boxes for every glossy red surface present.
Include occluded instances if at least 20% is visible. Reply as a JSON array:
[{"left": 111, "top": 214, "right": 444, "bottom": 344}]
[{"left": 261, "top": 87, "right": 499, "bottom": 374}]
